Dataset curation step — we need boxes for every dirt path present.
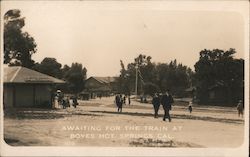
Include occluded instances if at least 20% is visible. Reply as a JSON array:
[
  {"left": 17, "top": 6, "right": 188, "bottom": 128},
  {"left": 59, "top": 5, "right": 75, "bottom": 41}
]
[{"left": 4, "top": 97, "right": 244, "bottom": 147}]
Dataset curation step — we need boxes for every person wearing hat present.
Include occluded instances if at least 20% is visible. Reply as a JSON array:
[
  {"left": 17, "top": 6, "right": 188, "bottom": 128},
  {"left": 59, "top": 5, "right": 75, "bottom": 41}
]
[{"left": 161, "top": 90, "right": 174, "bottom": 122}]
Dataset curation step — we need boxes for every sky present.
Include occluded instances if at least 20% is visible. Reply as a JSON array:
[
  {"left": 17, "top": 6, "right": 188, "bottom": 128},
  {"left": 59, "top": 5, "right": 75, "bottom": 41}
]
[{"left": 1, "top": 1, "right": 248, "bottom": 77}]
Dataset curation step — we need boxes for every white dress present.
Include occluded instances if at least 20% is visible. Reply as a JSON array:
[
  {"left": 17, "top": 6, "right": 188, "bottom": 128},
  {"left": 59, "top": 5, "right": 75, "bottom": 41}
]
[{"left": 54, "top": 96, "right": 59, "bottom": 108}]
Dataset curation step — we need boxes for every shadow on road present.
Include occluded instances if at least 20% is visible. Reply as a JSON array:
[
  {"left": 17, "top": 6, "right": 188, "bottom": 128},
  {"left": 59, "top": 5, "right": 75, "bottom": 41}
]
[
  {"left": 4, "top": 108, "right": 102, "bottom": 120},
  {"left": 91, "top": 111, "right": 244, "bottom": 124}
]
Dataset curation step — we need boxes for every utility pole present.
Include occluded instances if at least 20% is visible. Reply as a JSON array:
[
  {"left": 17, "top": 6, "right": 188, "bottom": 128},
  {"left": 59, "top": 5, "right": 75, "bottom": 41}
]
[{"left": 135, "top": 60, "right": 138, "bottom": 96}]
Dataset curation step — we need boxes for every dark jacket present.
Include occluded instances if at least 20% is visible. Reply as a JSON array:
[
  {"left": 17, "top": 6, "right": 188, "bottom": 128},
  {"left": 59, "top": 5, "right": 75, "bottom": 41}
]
[
  {"left": 152, "top": 96, "right": 160, "bottom": 106},
  {"left": 115, "top": 95, "right": 120, "bottom": 104},
  {"left": 161, "top": 94, "right": 174, "bottom": 110}
]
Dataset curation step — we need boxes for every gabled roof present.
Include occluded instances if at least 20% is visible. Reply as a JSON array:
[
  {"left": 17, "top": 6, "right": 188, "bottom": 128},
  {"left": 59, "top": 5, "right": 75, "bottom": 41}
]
[
  {"left": 4, "top": 66, "right": 65, "bottom": 84},
  {"left": 87, "top": 76, "right": 117, "bottom": 84}
]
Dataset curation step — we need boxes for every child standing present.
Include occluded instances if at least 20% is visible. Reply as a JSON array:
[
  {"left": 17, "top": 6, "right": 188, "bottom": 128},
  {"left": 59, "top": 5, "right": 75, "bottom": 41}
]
[{"left": 188, "top": 101, "right": 193, "bottom": 114}]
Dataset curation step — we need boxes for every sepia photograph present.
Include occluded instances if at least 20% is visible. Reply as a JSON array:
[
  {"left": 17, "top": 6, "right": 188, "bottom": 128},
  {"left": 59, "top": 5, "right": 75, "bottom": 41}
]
[{"left": 0, "top": 0, "right": 249, "bottom": 156}]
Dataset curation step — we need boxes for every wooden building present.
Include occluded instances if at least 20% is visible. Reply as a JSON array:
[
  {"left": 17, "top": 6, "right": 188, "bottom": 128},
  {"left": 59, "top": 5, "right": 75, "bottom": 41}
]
[
  {"left": 84, "top": 76, "right": 118, "bottom": 98},
  {"left": 196, "top": 81, "right": 243, "bottom": 105},
  {"left": 3, "top": 66, "right": 65, "bottom": 108}
]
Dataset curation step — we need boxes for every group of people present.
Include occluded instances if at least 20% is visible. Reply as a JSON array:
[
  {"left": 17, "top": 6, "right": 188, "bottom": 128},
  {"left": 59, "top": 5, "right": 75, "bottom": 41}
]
[
  {"left": 54, "top": 91, "right": 78, "bottom": 109},
  {"left": 55, "top": 89, "right": 244, "bottom": 119},
  {"left": 152, "top": 92, "right": 245, "bottom": 122},
  {"left": 115, "top": 94, "right": 131, "bottom": 112},
  {"left": 114, "top": 90, "right": 175, "bottom": 121},
  {"left": 152, "top": 90, "right": 174, "bottom": 122}
]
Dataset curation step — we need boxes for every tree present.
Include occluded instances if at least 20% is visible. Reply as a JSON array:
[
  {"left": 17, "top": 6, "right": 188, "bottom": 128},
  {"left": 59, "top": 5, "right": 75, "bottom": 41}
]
[
  {"left": 61, "top": 64, "right": 71, "bottom": 78},
  {"left": 194, "top": 48, "right": 244, "bottom": 104},
  {"left": 33, "top": 57, "right": 62, "bottom": 78},
  {"left": 118, "top": 54, "right": 157, "bottom": 95},
  {"left": 118, "top": 54, "right": 192, "bottom": 97},
  {"left": 143, "top": 82, "right": 160, "bottom": 96},
  {"left": 64, "top": 63, "right": 87, "bottom": 94},
  {"left": 155, "top": 60, "right": 192, "bottom": 96},
  {"left": 117, "top": 60, "right": 131, "bottom": 94},
  {"left": 4, "top": 9, "right": 37, "bottom": 68}
]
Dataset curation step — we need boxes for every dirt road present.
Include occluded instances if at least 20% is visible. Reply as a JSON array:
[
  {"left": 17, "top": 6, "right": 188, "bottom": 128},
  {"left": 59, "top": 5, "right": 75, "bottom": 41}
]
[{"left": 4, "top": 97, "right": 244, "bottom": 147}]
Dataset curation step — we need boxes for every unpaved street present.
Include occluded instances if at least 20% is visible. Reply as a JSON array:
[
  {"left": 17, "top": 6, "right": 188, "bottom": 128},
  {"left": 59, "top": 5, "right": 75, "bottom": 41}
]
[{"left": 4, "top": 97, "right": 244, "bottom": 147}]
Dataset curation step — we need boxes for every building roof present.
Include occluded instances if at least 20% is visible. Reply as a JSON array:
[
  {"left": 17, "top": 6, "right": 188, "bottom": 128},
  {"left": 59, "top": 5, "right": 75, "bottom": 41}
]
[
  {"left": 4, "top": 66, "right": 65, "bottom": 84},
  {"left": 87, "top": 76, "right": 117, "bottom": 84}
]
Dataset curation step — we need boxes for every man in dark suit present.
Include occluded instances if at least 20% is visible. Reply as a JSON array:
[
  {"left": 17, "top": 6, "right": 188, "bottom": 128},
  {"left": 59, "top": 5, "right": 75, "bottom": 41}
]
[
  {"left": 152, "top": 93, "right": 161, "bottom": 118},
  {"left": 161, "top": 90, "right": 174, "bottom": 122},
  {"left": 115, "top": 94, "right": 121, "bottom": 112}
]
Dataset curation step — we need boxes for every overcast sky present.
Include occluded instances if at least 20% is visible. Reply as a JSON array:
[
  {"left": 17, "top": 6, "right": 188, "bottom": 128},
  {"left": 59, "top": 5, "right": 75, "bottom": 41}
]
[{"left": 1, "top": 1, "right": 248, "bottom": 77}]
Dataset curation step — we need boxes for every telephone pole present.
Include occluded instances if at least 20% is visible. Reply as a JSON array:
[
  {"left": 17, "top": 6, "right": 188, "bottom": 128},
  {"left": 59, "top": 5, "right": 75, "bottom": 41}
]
[{"left": 135, "top": 62, "right": 138, "bottom": 96}]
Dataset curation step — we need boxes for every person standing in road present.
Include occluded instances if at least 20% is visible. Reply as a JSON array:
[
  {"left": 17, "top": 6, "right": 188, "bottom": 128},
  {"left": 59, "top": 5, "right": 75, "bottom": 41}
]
[
  {"left": 128, "top": 95, "right": 131, "bottom": 105},
  {"left": 115, "top": 94, "right": 120, "bottom": 112},
  {"left": 115, "top": 94, "right": 123, "bottom": 112},
  {"left": 72, "top": 96, "right": 78, "bottom": 108},
  {"left": 54, "top": 94, "right": 59, "bottom": 109},
  {"left": 236, "top": 100, "right": 244, "bottom": 117},
  {"left": 188, "top": 101, "right": 193, "bottom": 114},
  {"left": 62, "top": 97, "right": 67, "bottom": 109},
  {"left": 161, "top": 90, "right": 174, "bottom": 122},
  {"left": 123, "top": 95, "right": 126, "bottom": 105},
  {"left": 152, "top": 93, "right": 160, "bottom": 118},
  {"left": 118, "top": 94, "right": 123, "bottom": 112}
]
